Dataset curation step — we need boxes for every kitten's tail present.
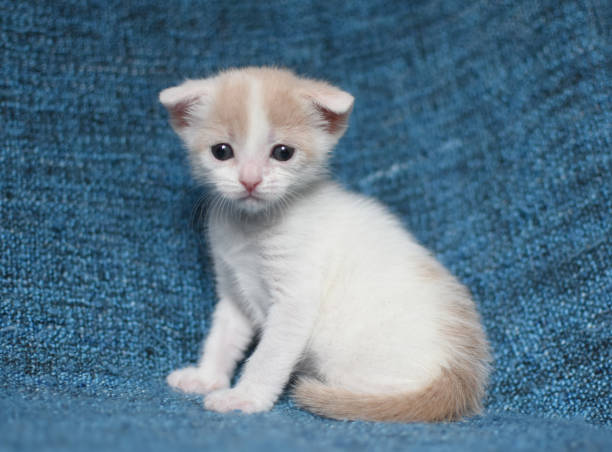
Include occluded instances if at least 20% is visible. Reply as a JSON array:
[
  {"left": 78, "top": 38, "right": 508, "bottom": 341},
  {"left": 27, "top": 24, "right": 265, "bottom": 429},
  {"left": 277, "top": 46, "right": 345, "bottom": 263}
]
[{"left": 293, "top": 366, "right": 486, "bottom": 422}]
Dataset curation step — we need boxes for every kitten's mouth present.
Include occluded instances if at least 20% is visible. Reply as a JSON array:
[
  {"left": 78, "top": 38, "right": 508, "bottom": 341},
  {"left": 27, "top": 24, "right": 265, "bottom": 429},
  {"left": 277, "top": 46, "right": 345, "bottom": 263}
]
[
  {"left": 233, "top": 193, "right": 269, "bottom": 213},
  {"left": 238, "top": 193, "right": 263, "bottom": 203}
]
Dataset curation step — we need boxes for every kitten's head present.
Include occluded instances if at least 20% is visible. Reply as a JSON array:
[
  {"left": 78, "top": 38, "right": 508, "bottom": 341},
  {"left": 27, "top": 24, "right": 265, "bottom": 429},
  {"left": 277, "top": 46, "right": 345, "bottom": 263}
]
[{"left": 160, "top": 67, "right": 353, "bottom": 214}]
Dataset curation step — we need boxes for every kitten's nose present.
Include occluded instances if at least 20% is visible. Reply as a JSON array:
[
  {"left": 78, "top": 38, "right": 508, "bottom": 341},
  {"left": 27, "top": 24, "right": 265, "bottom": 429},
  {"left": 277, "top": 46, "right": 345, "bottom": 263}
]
[{"left": 240, "top": 179, "right": 261, "bottom": 194}]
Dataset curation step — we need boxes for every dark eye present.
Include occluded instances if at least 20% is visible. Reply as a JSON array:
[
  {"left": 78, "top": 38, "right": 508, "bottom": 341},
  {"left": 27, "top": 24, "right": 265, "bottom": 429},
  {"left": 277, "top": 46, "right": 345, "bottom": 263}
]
[
  {"left": 211, "top": 143, "right": 234, "bottom": 161},
  {"left": 271, "top": 144, "right": 295, "bottom": 162}
]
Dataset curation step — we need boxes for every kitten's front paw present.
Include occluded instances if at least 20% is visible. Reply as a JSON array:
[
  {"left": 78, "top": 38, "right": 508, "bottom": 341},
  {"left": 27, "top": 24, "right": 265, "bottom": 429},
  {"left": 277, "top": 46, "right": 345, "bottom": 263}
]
[
  {"left": 204, "top": 386, "right": 274, "bottom": 414},
  {"left": 167, "top": 366, "right": 229, "bottom": 395}
]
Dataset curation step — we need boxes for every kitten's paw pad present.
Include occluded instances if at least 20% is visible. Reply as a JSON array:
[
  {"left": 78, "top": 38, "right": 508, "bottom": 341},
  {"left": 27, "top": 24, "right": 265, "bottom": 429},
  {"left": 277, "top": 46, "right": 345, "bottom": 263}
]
[
  {"left": 166, "top": 367, "right": 229, "bottom": 394},
  {"left": 204, "top": 387, "right": 273, "bottom": 414}
]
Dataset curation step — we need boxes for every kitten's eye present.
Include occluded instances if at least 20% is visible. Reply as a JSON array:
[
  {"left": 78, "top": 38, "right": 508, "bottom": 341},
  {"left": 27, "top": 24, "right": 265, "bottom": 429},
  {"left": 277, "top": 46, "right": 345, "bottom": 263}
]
[
  {"left": 211, "top": 143, "right": 234, "bottom": 161},
  {"left": 271, "top": 144, "right": 295, "bottom": 162}
]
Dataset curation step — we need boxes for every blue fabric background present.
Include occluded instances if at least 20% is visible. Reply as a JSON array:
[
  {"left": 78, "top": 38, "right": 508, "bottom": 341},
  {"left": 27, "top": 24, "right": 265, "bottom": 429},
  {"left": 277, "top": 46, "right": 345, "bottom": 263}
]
[{"left": 1, "top": 0, "right": 611, "bottom": 450}]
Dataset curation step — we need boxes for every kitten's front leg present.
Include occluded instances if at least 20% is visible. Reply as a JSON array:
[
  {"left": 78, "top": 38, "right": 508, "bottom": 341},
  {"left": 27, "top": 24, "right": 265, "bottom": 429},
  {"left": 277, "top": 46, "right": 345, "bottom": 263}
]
[
  {"left": 167, "top": 296, "right": 254, "bottom": 394},
  {"left": 204, "top": 292, "right": 316, "bottom": 413}
]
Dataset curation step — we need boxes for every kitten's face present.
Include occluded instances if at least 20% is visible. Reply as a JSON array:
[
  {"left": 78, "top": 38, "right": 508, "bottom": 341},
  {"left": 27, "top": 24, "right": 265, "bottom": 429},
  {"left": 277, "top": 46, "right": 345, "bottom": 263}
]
[{"left": 160, "top": 68, "right": 353, "bottom": 214}]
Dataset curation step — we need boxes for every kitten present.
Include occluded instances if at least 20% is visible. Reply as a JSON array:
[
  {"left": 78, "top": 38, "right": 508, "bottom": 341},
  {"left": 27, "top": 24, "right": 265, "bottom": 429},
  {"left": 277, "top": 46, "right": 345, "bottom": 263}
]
[{"left": 160, "top": 67, "right": 491, "bottom": 422}]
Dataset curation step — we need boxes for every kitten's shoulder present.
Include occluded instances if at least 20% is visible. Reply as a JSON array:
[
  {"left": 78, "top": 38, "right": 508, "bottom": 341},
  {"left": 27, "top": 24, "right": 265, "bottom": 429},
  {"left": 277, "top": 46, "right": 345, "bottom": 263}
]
[
  {"left": 296, "top": 180, "right": 399, "bottom": 226},
  {"left": 299, "top": 180, "right": 369, "bottom": 208}
]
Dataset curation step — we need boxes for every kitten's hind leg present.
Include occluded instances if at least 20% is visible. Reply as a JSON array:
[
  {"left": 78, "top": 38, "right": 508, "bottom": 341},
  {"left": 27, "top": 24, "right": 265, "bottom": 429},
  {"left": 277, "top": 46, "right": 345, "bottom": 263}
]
[{"left": 167, "top": 297, "right": 254, "bottom": 394}]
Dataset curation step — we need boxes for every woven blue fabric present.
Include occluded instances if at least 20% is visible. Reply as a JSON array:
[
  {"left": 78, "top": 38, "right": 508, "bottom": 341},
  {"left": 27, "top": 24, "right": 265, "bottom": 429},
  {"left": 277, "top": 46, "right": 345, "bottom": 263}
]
[{"left": 1, "top": 0, "right": 611, "bottom": 450}]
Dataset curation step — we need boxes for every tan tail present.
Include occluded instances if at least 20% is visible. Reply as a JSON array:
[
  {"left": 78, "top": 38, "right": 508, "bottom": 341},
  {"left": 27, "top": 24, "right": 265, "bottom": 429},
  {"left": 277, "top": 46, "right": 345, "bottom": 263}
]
[{"left": 293, "top": 366, "right": 485, "bottom": 423}]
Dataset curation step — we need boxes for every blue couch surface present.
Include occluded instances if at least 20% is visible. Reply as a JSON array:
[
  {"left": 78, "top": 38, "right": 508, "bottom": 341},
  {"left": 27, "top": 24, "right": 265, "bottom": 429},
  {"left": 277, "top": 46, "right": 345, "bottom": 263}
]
[{"left": 1, "top": 0, "right": 610, "bottom": 450}]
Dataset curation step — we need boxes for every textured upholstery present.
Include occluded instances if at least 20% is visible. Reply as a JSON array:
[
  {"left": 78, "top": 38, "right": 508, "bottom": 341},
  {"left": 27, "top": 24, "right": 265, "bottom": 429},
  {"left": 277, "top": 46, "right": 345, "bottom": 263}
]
[{"left": 1, "top": 0, "right": 610, "bottom": 450}]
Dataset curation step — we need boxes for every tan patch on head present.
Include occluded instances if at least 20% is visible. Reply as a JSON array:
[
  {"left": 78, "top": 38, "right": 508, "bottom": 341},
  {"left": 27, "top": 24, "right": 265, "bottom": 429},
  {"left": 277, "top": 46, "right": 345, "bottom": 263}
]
[
  {"left": 210, "top": 73, "right": 250, "bottom": 139},
  {"left": 216, "top": 67, "right": 320, "bottom": 158},
  {"left": 260, "top": 74, "right": 309, "bottom": 128},
  {"left": 256, "top": 69, "right": 318, "bottom": 158},
  {"left": 201, "top": 68, "right": 317, "bottom": 157},
  {"left": 197, "top": 67, "right": 352, "bottom": 158}
]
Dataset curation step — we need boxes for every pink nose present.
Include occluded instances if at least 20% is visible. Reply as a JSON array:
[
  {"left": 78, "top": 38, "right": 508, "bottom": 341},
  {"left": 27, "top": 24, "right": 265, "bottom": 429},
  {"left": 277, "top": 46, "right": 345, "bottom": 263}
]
[{"left": 240, "top": 179, "right": 261, "bottom": 193}]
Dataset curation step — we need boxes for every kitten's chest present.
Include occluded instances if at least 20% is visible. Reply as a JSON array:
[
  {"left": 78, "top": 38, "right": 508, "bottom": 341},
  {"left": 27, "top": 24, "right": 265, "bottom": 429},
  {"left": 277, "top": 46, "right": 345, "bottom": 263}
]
[{"left": 214, "top": 227, "right": 276, "bottom": 323}]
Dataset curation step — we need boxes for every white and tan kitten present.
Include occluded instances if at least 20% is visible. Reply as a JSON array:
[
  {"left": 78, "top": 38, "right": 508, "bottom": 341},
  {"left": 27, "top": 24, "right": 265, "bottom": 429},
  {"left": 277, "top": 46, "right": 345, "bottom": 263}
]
[{"left": 160, "top": 67, "right": 491, "bottom": 422}]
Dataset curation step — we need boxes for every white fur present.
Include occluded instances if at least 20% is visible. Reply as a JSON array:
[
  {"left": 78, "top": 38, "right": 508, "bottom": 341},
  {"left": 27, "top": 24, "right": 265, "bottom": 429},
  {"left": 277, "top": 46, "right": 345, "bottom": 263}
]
[{"left": 162, "top": 68, "right": 488, "bottom": 416}]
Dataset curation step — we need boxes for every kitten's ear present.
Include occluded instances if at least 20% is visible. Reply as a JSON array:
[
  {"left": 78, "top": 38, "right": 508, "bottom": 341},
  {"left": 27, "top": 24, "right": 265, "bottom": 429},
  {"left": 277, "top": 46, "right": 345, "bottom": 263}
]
[
  {"left": 300, "top": 81, "right": 354, "bottom": 137},
  {"left": 159, "top": 79, "right": 213, "bottom": 131}
]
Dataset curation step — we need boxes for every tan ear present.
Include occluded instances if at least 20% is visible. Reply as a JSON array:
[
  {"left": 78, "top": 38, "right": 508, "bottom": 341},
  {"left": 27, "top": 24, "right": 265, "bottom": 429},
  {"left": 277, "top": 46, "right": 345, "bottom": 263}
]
[
  {"left": 301, "top": 81, "right": 354, "bottom": 136},
  {"left": 159, "top": 79, "right": 213, "bottom": 130}
]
